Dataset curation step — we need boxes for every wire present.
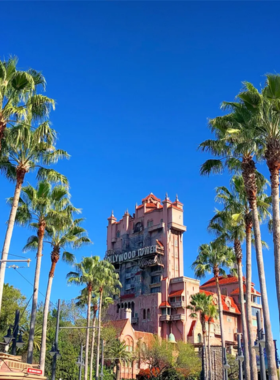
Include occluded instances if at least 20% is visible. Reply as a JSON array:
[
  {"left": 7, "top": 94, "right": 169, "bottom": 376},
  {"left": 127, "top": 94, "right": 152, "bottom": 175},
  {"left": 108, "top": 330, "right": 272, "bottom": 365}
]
[
  {"left": 9, "top": 254, "right": 27, "bottom": 259},
  {"left": 13, "top": 268, "right": 57, "bottom": 309}
]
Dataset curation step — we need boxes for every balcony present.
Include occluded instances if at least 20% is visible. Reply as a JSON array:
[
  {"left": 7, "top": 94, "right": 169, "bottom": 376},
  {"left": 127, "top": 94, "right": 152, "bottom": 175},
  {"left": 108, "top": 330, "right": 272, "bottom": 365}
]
[
  {"left": 168, "top": 222, "right": 186, "bottom": 232},
  {"left": 170, "top": 301, "right": 187, "bottom": 308},
  {"left": 131, "top": 317, "right": 138, "bottom": 324},
  {"left": 125, "top": 273, "right": 132, "bottom": 279},
  {"left": 171, "top": 314, "right": 185, "bottom": 321},
  {"left": 160, "top": 315, "right": 171, "bottom": 322},
  {"left": 148, "top": 221, "right": 165, "bottom": 233},
  {"left": 125, "top": 285, "right": 131, "bottom": 291}
]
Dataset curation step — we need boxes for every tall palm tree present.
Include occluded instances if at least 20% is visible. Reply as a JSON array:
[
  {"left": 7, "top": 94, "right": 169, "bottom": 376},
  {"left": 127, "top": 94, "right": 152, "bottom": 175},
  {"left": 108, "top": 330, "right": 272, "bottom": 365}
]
[
  {"left": 192, "top": 241, "right": 236, "bottom": 371},
  {"left": 212, "top": 176, "right": 271, "bottom": 380},
  {"left": 75, "top": 288, "right": 113, "bottom": 380},
  {"left": 237, "top": 77, "right": 280, "bottom": 332},
  {"left": 67, "top": 256, "right": 101, "bottom": 380},
  {"left": 187, "top": 292, "right": 214, "bottom": 380},
  {"left": 209, "top": 209, "right": 250, "bottom": 380},
  {"left": 0, "top": 56, "right": 55, "bottom": 149},
  {"left": 14, "top": 181, "right": 75, "bottom": 364},
  {"left": 199, "top": 95, "right": 278, "bottom": 379},
  {"left": 107, "top": 340, "right": 132, "bottom": 380},
  {"left": 207, "top": 304, "right": 218, "bottom": 380},
  {"left": 32, "top": 218, "right": 91, "bottom": 375},
  {"left": 0, "top": 122, "right": 68, "bottom": 315},
  {"left": 94, "top": 261, "right": 121, "bottom": 380}
]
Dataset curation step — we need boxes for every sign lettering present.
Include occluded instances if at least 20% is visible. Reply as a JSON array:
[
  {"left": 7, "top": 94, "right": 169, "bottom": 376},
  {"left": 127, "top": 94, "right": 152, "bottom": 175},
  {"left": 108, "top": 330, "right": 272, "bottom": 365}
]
[
  {"left": 106, "top": 245, "right": 157, "bottom": 264},
  {"left": 27, "top": 368, "right": 43, "bottom": 375}
]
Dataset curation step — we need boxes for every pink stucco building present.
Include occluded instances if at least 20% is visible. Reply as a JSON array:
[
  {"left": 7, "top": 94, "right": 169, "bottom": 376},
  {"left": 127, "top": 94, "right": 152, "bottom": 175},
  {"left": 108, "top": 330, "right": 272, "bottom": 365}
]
[{"left": 105, "top": 193, "right": 262, "bottom": 378}]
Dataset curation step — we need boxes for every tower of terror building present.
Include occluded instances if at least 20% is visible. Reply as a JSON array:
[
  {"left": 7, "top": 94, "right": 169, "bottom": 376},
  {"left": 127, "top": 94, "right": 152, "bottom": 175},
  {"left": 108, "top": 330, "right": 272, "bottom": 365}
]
[
  {"left": 106, "top": 193, "right": 263, "bottom": 346},
  {"left": 105, "top": 193, "right": 202, "bottom": 342}
]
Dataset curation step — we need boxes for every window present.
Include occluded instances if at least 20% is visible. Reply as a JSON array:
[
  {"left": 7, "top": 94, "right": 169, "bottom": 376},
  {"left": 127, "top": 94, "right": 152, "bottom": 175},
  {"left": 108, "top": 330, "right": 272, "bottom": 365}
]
[
  {"left": 151, "top": 287, "right": 161, "bottom": 293},
  {"left": 162, "top": 308, "right": 167, "bottom": 315},
  {"left": 151, "top": 275, "right": 161, "bottom": 284},
  {"left": 197, "top": 334, "right": 202, "bottom": 343},
  {"left": 147, "top": 309, "right": 151, "bottom": 319},
  {"left": 170, "top": 297, "right": 175, "bottom": 303},
  {"left": 139, "top": 242, "right": 143, "bottom": 248},
  {"left": 253, "top": 319, "right": 258, "bottom": 327},
  {"left": 147, "top": 220, "right": 153, "bottom": 228},
  {"left": 143, "top": 309, "right": 146, "bottom": 319},
  {"left": 252, "top": 307, "right": 260, "bottom": 317},
  {"left": 227, "top": 317, "right": 232, "bottom": 322},
  {"left": 151, "top": 265, "right": 161, "bottom": 272},
  {"left": 116, "top": 231, "right": 120, "bottom": 238},
  {"left": 134, "top": 222, "right": 143, "bottom": 233}
]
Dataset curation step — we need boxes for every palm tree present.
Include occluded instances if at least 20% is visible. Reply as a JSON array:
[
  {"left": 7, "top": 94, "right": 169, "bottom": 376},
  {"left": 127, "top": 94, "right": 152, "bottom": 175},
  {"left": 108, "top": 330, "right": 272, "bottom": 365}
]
[
  {"left": 187, "top": 292, "right": 214, "bottom": 380},
  {"left": 94, "top": 261, "right": 121, "bottom": 380},
  {"left": 32, "top": 218, "right": 91, "bottom": 375},
  {"left": 207, "top": 304, "right": 218, "bottom": 380},
  {"left": 75, "top": 288, "right": 114, "bottom": 380},
  {"left": 107, "top": 340, "right": 132, "bottom": 380},
  {"left": 199, "top": 93, "right": 278, "bottom": 379},
  {"left": 212, "top": 176, "right": 271, "bottom": 380},
  {"left": 67, "top": 256, "right": 101, "bottom": 380},
  {"left": 0, "top": 122, "right": 69, "bottom": 315},
  {"left": 0, "top": 56, "right": 55, "bottom": 149},
  {"left": 14, "top": 181, "right": 75, "bottom": 364},
  {"left": 192, "top": 241, "right": 236, "bottom": 371},
  {"left": 209, "top": 208, "right": 251, "bottom": 380}
]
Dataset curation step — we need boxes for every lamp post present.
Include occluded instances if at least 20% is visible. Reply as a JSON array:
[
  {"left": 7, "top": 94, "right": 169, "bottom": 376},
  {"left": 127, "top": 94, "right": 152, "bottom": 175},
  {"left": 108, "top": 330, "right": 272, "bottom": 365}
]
[
  {"left": 76, "top": 344, "right": 84, "bottom": 380},
  {"left": 49, "top": 300, "right": 61, "bottom": 380},
  {"left": 223, "top": 347, "right": 230, "bottom": 380},
  {"left": 3, "top": 310, "right": 25, "bottom": 354},
  {"left": 236, "top": 334, "right": 244, "bottom": 380}
]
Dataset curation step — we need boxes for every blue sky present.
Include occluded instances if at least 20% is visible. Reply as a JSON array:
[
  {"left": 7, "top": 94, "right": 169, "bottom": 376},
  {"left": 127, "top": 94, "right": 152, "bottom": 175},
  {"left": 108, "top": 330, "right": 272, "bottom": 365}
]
[{"left": 1, "top": 1, "right": 280, "bottom": 341}]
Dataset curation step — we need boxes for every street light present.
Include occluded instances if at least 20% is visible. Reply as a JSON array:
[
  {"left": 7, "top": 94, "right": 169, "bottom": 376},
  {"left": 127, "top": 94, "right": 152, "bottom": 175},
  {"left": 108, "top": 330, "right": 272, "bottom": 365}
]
[
  {"left": 49, "top": 343, "right": 61, "bottom": 359},
  {"left": 4, "top": 327, "right": 13, "bottom": 344},
  {"left": 16, "top": 331, "right": 24, "bottom": 349}
]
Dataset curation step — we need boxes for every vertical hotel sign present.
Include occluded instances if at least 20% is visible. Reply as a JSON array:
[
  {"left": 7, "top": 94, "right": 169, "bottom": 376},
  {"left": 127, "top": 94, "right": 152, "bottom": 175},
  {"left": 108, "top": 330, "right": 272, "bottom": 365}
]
[{"left": 106, "top": 245, "right": 157, "bottom": 264}]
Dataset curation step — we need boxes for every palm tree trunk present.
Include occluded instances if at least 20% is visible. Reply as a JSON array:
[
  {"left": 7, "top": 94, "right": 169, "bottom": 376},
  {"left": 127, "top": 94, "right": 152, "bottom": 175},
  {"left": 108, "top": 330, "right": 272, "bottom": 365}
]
[
  {"left": 214, "top": 271, "right": 227, "bottom": 378},
  {"left": 242, "top": 157, "right": 277, "bottom": 380},
  {"left": 208, "top": 320, "right": 211, "bottom": 380},
  {"left": 116, "top": 359, "right": 121, "bottom": 380},
  {"left": 85, "top": 286, "right": 92, "bottom": 380},
  {"left": 90, "top": 310, "right": 97, "bottom": 380},
  {"left": 235, "top": 247, "right": 250, "bottom": 380},
  {"left": 95, "top": 290, "right": 103, "bottom": 380},
  {"left": 202, "top": 325, "right": 208, "bottom": 380},
  {"left": 27, "top": 221, "right": 45, "bottom": 364},
  {"left": 245, "top": 220, "right": 258, "bottom": 380},
  {"left": 40, "top": 248, "right": 59, "bottom": 375},
  {"left": 269, "top": 167, "right": 280, "bottom": 329},
  {"left": 0, "top": 169, "right": 26, "bottom": 313}
]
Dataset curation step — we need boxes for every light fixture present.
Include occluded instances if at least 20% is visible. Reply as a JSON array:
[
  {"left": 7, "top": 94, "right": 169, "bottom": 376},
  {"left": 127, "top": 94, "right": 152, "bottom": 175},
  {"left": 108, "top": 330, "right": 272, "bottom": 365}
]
[
  {"left": 76, "top": 356, "right": 84, "bottom": 367},
  {"left": 49, "top": 343, "right": 56, "bottom": 358},
  {"left": 237, "top": 353, "right": 244, "bottom": 362},
  {"left": 259, "top": 334, "right": 266, "bottom": 349},
  {"left": 16, "top": 331, "right": 24, "bottom": 349},
  {"left": 223, "top": 363, "right": 230, "bottom": 370},
  {"left": 4, "top": 327, "right": 13, "bottom": 344}
]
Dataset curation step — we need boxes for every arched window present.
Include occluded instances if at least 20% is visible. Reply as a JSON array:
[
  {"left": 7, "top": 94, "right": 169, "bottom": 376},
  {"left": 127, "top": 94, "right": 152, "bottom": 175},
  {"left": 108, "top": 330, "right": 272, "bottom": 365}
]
[
  {"left": 147, "top": 308, "right": 151, "bottom": 319},
  {"left": 197, "top": 333, "right": 202, "bottom": 343},
  {"left": 117, "top": 304, "right": 120, "bottom": 313},
  {"left": 143, "top": 309, "right": 146, "bottom": 320}
]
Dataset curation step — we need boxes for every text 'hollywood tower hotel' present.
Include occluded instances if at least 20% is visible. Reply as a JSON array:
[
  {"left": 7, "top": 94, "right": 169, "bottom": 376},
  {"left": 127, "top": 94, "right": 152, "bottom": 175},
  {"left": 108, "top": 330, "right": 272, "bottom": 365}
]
[{"left": 105, "top": 193, "right": 262, "bottom": 344}]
